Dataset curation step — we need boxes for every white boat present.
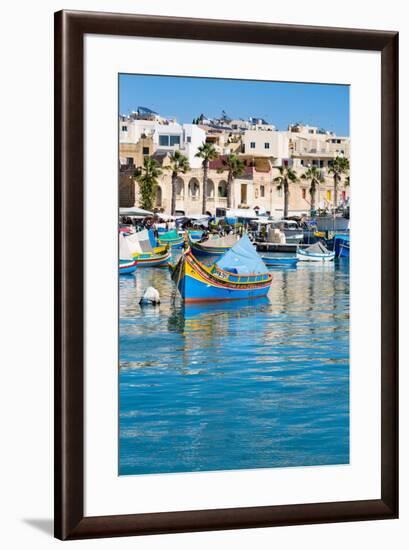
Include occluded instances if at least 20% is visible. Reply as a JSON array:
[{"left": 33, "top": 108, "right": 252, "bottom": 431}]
[{"left": 297, "top": 241, "right": 335, "bottom": 262}]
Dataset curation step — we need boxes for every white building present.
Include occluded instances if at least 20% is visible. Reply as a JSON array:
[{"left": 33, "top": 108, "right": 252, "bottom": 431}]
[
  {"left": 243, "top": 130, "right": 289, "bottom": 164},
  {"left": 182, "top": 124, "right": 207, "bottom": 168}
]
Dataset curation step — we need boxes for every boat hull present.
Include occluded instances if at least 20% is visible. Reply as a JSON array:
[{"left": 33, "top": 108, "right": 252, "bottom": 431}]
[
  {"left": 132, "top": 250, "right": 171, "bottom": 267},
  {"left": 158, "top": 236, "right": 185, "bottom": 249},
  {"left": 189, "top": 239, "right": 230, "bottom": 257},
  {"left": 262, "top": 256, "right": 298, "bottom": 267},
  {"left": 119, "top": 260, "right": 137, "bottom": 274},
  {"left": 334, "top": 236, "right": 350, "bottom": 258},
  {"left": 173, "top": 251, "right": 272, "bottom": 302},
  {"left": 296, "top": 249, "right": 335, "bottom": 262}
]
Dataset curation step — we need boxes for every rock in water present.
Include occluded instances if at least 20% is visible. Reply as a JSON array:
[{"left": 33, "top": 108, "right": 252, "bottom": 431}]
[{"left": 139, "top": 286, "right": 160, "bottom": 305}]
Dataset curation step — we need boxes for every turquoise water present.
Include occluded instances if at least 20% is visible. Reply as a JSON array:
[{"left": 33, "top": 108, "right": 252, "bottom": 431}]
[{"left": 119, "top": 255, "right": 349, "bottom": 475}]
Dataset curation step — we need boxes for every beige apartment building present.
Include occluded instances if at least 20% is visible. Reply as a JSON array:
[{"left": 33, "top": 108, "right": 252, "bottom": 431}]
[{"left": 121, "top": 155, "right": 349, "bottom": 217}]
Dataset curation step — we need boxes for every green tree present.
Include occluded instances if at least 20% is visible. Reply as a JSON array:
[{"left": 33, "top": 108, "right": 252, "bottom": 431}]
[
  {"left": 301, "top": 166, "right": 324, "bottom": 214},
  {"left": 165, "top": 150, "right": 190, "bottom": 215},
  {"left": 195, "top": 142, "right": 219, "bottom": 214},
  {"left": 217, "top": 154, "right": 246, "bottom": 208},
  {"left": 273, "top": 165, "right": 299, "bottom": 219},
  {"left": 134, "top": 157, "right": 162, "bottom": 211},
  {"left": 328, "top": 156, "right": 349, "bottom": 209}
]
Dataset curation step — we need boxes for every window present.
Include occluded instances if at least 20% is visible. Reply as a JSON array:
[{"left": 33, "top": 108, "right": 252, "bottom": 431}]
[
  {"left": 264, "top": 142, "right": 270, "bottom": 149},
  {"left": 319, "top": 160, "right": 324, "bottom": 168},
  {"left": 121, "top": 125, "right": 127, "bottom": 132},
  {"left": 255, "top": 189, "right": 259, "bottom": 198},
  {"left": 187, "top": 136, "right": 192, "bottom": 143},
  {"left": 300, "top": 160, "right": 304, "bottom": 166},
  {"left": 126, "top": 157, "right": 134, "bottom": 165},
  {"left": 170, "top": 135, "right": 180, "bottom": 146},
  {"left": 250, "top": 142, "right": 256, "bottom": 149},
  {"left": 260, "top": 185, "right": 265, "bottom": 197},
  {"left": 302, "top": 188, "right": 307, "bottom": 200},
  {"left": 159, "top": 135, "right": 180, "bottom": 147},
  {"left": 142, "top": 147, "right": 149, "bottom": 156},
  {"left": 312, "top": 160, "right": 318, "bottom": 166}
]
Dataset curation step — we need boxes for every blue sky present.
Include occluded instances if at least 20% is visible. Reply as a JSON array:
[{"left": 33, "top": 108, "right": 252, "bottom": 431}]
[{"left": 119, "top": 74, "right": 349, "bottom": 136}]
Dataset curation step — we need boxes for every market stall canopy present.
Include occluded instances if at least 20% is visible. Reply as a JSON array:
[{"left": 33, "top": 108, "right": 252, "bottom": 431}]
[{"left": 120, "top": 207, "right": 153, "bottom": 218}]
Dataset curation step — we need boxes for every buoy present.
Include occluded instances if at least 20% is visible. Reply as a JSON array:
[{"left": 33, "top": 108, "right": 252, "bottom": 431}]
[{"left": 139, "top": 286, "right": 160, "bottom": 305}]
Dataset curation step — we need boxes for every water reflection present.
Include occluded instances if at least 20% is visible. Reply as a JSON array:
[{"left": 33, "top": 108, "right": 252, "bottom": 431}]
[{"left": 119, "top": 255, "right": 349, "bottom": 475}]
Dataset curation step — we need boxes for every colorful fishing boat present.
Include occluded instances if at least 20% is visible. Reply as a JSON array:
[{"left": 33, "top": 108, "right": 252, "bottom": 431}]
[
  {"left": 119, "top": 233, "right": 137, "bottom": 274},
  {"left": 261, "top": 256, "right": 298, "bottom": 268},
  {"left": 157, "top": 229, "right": 184, "bottom": 248},
  {"left": 188, "top": 233, "right": 239, "bottom": 257},
  {"left": 119, "top": 259, "right": 137, "bottom": 274},
  {"left": 172, "top": 234, "right": 272, "bottom": 302},
  {"left": 296, "top": 241, "right": 335, "bottom": 262},
  {"left": 125, "top": 229, "right": 171, "bottom": 267}
]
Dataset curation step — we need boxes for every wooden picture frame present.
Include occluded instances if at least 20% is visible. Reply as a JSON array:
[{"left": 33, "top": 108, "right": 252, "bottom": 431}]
[{"left": 54, "top": 9, "right": 398, "bottom": 540}]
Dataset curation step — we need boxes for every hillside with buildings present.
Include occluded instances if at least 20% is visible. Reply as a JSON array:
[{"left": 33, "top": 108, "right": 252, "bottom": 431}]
[{"left": 119, "top": 106, "right": 350, "bottom": 218}]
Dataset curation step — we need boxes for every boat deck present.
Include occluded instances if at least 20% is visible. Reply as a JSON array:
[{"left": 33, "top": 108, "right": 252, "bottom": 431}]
[{"left": 255, "top": 242, "right": 309, "bottom": 253}]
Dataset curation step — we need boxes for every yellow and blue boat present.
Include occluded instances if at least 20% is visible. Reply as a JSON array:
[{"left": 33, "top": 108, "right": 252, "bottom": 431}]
[
  {"left": 125, "top": 229, "right": 171, "bottom": 267},
  {"left": 157, "top": 229, "right": 184, "bottom": 249},
  {"left": 172, "top": 234, "right": 272, "bottom": 302},
  {"left": 188, "top": 232, "right": 239, "bottom": 257}
]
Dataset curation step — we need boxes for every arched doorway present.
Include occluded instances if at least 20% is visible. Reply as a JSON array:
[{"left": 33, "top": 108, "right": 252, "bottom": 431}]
[
  {"left": 218, "top": 180, "right": 228, "bottom": 198},
  {"left": 206, "top": 179, "right": 215, "bottom": 198},
  {"left": 176, "top": 177, "right": 184, "bottom": 198},
  {"left": 188, "top": 178, "right": 200, "bottom": 199}
]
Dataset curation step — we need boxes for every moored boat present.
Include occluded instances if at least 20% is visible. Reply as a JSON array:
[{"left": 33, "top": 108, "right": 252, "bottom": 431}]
[
  {"left": 119, "top": 259, "right": 137, "bottom": 274},
  {"left": 189, "top": 233, "right": 239, "bottom": 257},
  {"left": 119, "top": 233, "right": 138, "bottom": 274},
  {"left": 261, "top": 256, "right": 298, "bottom": 268},
  {"left": 187, "top": 229, "right": 203, "bottom": 241},
  {"left": 334, "top": 234, "right": 350, "bottom": 258},
  {"left": 172, "top": 234, "right": 272, "bottom": 302},
  {"left": 296, "top": 241, "right": 335, "bottom": 262},
  {"left": 125, "top": 229, "right": 171, "bottom": 267},
  {"left": 157, "top": 229, "right": 185, "bottom": 248}
]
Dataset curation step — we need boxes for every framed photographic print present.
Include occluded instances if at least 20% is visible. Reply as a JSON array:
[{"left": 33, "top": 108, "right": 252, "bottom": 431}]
[{"left": 54, "top": 10, "right": 398, "bottom": 540}]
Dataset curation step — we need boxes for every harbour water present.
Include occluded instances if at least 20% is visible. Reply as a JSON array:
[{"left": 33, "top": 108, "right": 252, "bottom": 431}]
[{"left": 119, "top": 254, "right": 349, "bottom": 475}]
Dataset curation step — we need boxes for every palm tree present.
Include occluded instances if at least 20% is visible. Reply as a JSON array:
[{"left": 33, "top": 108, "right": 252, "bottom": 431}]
[
  {"left": 273, "top": 165, "right": 299, "bottom": 219},
  {"left": 165, "top": 151, "right": 190, "bottom": 215},
  {"left": 217, "top": 154, "right": 246, "bottom": 208},
  {"left": 301, "top": 166, "right": 324, "bottom": 215},
  {"left": 328, "top": 156, "right": 349, "bottom": 210},
  {"left": 195, "top": 142, "right": 219, "bottom": 214},
  {"left": 134, "top": 157, "right": 163, "bottom": 211}
]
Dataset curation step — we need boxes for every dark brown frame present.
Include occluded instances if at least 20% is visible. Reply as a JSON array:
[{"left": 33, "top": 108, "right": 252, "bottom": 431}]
[{"left": 55, "top": 9, "right": 399, "bottom": 540}]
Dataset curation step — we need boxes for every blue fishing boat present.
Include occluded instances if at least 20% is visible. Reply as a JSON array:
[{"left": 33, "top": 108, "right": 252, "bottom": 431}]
[
  {"left": 261, "top": 256, "right": 298, "bottom": 268},
  {"left": 119, "top": 259, "right": 137, "bottom": 274},
  {"left": 157, "top": 229, "right": 184, "bottom": 248},
  {"left": 334, "top": 235, "right": 350, "bottom": 258},
  {"left": 187, "top": 229, "right": 203, "bottom": 241},
  {"left": 172, "top": 234, "right": 272, "bottom": 302},
  {"left": 188, "top": 233, "right": 239, "bottom": 257},
  {"left": 125, "top": 229, "right": 171, "bottom": 267}
]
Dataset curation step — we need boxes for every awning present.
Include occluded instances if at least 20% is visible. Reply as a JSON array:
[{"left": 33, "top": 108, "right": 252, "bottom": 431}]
[{"left": 119, "top": 207, "right": 153, "bottom": 218}]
